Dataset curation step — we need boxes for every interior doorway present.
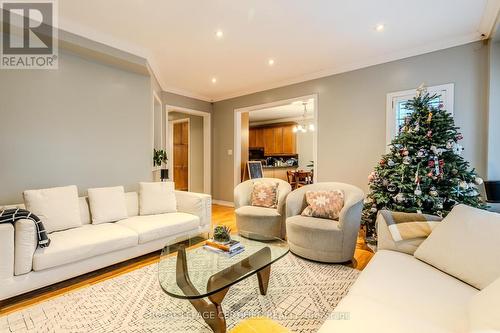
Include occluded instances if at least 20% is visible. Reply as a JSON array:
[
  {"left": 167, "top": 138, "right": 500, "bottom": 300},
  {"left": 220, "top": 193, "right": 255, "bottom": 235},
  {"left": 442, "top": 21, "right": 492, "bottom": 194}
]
[
  {"left": 234, "top": 94, "right": 318, "bottom": 190},
  {"left": 171, "top": 119, "right": 189, "bottom": 191},
  {"left": 166, "top": 106, "right": 211, "bottom": 194}
]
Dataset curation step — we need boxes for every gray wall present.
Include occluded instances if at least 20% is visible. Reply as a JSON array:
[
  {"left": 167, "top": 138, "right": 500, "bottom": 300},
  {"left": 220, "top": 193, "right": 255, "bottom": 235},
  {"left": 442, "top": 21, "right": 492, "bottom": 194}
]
[
  {"left": 488, "top": 40, "right": 500, "bottom": 180},
  {"left": 168, "top": 112, "right": 205, "bottom": 193},
  {"left": 0, "top": 50, "right": 153, "bottom": 204},
  {"left": 213, "top": 41, "right": 488, "bottom": 201}
]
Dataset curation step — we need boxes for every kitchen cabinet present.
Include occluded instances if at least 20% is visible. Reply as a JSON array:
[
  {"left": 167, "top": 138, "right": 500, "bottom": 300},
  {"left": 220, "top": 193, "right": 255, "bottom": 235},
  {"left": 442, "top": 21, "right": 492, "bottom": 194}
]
[{"left": 249, "top": 123, "right": 296, "bottom": 155}]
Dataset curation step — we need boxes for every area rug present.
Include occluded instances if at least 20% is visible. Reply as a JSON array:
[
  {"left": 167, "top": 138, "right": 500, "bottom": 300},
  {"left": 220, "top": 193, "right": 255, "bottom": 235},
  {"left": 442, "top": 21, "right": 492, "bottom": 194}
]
[{"left": 1, "top": 254, "right": 359, "bottom": 333}]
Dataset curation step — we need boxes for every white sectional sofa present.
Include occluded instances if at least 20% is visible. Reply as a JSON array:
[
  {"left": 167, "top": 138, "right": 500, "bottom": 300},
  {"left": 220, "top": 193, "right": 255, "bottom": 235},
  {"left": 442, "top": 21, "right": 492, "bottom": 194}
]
[
  {"left": 319, "top": 205, "right": 500, "bottom": 333},
  {"left": 0, "top": 187, "right": 211, "bottom": 301}
]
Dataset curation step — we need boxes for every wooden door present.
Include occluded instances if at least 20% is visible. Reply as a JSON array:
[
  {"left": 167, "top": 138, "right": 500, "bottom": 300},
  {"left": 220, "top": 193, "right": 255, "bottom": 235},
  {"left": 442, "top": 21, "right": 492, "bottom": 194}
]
[
  {"left": 173, "top": 121, "right": 189, "bottom": 191},
  {"left": 274, "top": 126, "right": 283, "bottom": 154},
  {"left": 282, "top": 125, "right": 296, "bottom": 154},
  {"left": 263, "top": 127, "right": 275, "bottom": 155}
]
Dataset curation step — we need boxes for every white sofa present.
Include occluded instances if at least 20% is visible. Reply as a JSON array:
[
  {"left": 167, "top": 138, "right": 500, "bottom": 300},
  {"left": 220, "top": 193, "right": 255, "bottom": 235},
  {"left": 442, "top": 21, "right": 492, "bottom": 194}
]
[
  {"left": 0, "top": 190, "right": 211, "bottom": 301},
  {"left": 319, "top": 205, "right": 500, "bottom": 333}
]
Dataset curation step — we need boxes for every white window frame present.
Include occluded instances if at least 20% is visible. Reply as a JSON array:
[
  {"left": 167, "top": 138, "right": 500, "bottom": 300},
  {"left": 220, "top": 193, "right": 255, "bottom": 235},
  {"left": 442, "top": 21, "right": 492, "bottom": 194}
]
[{"left": 386, "top": 83, "right": 454, "bottom": 151}]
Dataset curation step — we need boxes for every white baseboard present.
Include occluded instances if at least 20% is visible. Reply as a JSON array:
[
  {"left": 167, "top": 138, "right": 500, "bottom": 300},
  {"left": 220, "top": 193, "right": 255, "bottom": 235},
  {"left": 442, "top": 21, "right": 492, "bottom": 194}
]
[{"left": 212, "top": 200, "right": 235, "bottom": 207}]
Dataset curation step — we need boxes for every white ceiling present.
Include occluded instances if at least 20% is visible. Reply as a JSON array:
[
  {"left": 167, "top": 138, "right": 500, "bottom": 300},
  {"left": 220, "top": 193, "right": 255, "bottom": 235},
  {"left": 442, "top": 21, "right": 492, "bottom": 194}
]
[
  {"left": 58, "top": 0, "right": 498, "bottom": 102},
  {"left": 249, "top": 99, "right": 314, "bottom": 123}
]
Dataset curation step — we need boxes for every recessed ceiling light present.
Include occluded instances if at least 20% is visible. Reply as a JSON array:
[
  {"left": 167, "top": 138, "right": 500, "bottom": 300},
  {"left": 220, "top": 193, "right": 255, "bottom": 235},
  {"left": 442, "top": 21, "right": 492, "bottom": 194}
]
[
  {"left": 268, "top": 59, "right": 275, "bottom": 66},
  {"left": 375, "top": 24, "right": 385, "bottom": 32},
  {"left": 215, "top": 30, "right": 223, "bottom": 39},
  {"left": 211, "top": 77, "right": 217, "bottom": 84}
]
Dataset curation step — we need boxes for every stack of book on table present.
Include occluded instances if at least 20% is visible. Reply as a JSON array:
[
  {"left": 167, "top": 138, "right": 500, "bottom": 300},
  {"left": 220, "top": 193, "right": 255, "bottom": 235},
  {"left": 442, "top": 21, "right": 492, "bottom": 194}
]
[{"left": 203, "top": 239, "right": 245, "bottom": 257}]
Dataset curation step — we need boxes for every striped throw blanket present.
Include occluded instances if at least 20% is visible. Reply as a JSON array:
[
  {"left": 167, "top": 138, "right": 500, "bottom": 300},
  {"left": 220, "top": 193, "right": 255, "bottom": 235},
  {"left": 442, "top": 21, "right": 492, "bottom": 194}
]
[
  {"left": 380, "top": 210, "right": 442, "bottom": 242},
  {"left": 0, "top": 208, "right": 50, "bottom": 247}
]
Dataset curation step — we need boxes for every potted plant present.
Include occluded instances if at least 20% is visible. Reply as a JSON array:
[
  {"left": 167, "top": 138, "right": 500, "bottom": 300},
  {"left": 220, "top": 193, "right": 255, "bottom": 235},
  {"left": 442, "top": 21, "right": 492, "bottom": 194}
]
[
  {"left": 153, "top": 149, "right": 168, "bottom": 181},
  {"left": 213, "top": 225, "right": 231, "bottom": 244}
]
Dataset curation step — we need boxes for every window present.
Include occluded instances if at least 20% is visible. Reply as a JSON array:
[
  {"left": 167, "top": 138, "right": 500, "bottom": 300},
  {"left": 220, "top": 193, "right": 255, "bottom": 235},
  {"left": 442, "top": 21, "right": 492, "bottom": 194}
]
[{"left": 386, "top": 83, "right": 454, "bottom": 149}]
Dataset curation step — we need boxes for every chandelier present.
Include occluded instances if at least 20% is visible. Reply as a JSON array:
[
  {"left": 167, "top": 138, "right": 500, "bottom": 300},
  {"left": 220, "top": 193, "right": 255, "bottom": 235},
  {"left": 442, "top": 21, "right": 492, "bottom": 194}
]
[{"left": 293, "top": 102, "right": 315, "bottom": 133}]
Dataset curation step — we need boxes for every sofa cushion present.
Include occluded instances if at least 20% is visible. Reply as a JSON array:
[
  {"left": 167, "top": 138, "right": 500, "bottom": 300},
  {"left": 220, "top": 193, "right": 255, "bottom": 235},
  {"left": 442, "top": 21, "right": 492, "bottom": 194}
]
[
  {"left": 117, "top": 213, "right": 199, "bottom": 244},
  {"left": 139, "top": 182, "right": 177, "bottom": 215},
  {"left": 414, "top": 204, "right": 500, "bottom": 289},
  {"left": 469, "top": 277, "right": 500, "bottom": 332},
  {"left": 251, "top": 181, "right": 279, "bottom": 208},
  {"left": 345, "top": 250, "right": 477, "bottom": 332},
  {"left": 32, "top": 224, "right": 138, "bottom": 271},
  {"left": 125, "top": 192, "right": 139, "bottom": 217},
  {"left": 79, "top": 197, "right": 91, "bottom": 225},
  {"left": 88, "top": 186, "right": 128, "bottom": 224},
  {"left": 235, "top": 205, "right": 280, "bottom": 217},
  {"left": 319, "top": 293, "right": 449, "bottom": 333},
  {"left": 24, "top": 185, "right": 82, "bottom": 233}
]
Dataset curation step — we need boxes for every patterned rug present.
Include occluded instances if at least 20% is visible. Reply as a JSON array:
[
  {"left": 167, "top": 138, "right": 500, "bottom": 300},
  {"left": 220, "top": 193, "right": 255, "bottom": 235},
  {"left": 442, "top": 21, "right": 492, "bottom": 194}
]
[{"left": 1, "top": 254, "right": 359, "bottom": 333}]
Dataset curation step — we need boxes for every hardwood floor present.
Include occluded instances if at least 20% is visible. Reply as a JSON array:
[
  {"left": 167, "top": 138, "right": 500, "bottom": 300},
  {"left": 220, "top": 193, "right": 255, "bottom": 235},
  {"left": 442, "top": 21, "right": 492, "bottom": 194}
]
[{"left": 0, "top": 204, "right": 373, "bottom": 315}]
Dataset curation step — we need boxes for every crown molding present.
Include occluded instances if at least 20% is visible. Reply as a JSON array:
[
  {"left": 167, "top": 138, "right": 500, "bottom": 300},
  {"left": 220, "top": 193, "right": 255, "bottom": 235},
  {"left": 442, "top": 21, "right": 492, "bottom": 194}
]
[{"left": 479, "top": 0, "right": 500, "bottom": 37}]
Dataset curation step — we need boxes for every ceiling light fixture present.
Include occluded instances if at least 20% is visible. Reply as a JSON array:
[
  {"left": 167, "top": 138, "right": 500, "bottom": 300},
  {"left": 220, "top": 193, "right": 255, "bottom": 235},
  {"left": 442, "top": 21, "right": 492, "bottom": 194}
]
[
  {"left": 211, "top": 77, "right": 217, "bottom": 84},
  {"left": 268, "top": 59, "right": 275, "bottom": 66},
  {"left": 215, "top": 30, "right": 223, "bottom": 39},
  {"left": 375, "top": 24, "right": 385, "bottom": 32},
  {"left": 293, "top": 102, "right": 314, "bottom": 133}
]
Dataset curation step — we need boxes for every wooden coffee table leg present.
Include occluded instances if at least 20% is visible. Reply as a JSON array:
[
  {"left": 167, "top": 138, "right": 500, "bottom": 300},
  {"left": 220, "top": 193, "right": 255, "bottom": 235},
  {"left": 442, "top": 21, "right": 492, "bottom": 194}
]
[
  {"left": 176, "top": 246, "right": 229, "bottom": 333},
  {"left": 257, "top": 265, "right": 271, "bottom": 295}
]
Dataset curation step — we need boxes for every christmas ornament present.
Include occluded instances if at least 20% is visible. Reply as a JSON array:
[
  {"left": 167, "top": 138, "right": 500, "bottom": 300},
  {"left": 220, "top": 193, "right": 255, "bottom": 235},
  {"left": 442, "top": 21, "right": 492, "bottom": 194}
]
[
  {"left": 387, "top": 183, "right": 397, "bottom": 192},
  {"left": 394, "top": 192, "right": 405, "bottom": 203},
  {"left": 414, "top": 183, "right": 422, "bottom": 196},
  {"left": 417, "top": 148, "right": 427, "bottom": 158},
  {"left": 474, "top": 177, "right": 483, "bottom": 185},
  {"left": 456, "top": 134, "right": 463, "bottom": 140},
  {"left": 466, "top": 189, "right": 479, "bottom": 197},
  {"left": 459, "top": 180, "right": 469, "bottom": 189},
  {"left": 427, "top": 112, "right": 433, "bottom": 123},
  {"left": 368, "top": 171, "right": 377, "bottom": 182},
  {"left": 379, "top": 159, "right": 386, "bottom": 166},
  {"left": 446, "top": 140, "right": 454, "bottom": 149},
  {"left": 426, "top": 130, "right": 432, "bottom": 138},
  {"left": 387, "top": 159, "right": 395, "bottom": 167},
  {"left": 382, "top": 179, "right": 389, "bottom": 187},
  {"left": 453, "top": 144, "right": 463, "bottom": 155},
  {"left": 429, "top": 187, "right": 438, "bottom": 197},
  {"left": 403, "top": 156, "right": 411, "bottom": 165},
  {"left": 436, "top": 201, "right": 444, "bottom": 210},
  {"left": 451, "top": 186, "right": 464, "bottom": 197},
  {"left": 400, "top": 147, "right": 409, "bottom": 156},
  {"left": 414, "top": 123, "right": 420, "bottom": 132},
  {"left": 370, "top": 205, "right": 378, "bottom": 213},
  {"left": 438, "top": 103, "right": 444, "bottom": 109}
]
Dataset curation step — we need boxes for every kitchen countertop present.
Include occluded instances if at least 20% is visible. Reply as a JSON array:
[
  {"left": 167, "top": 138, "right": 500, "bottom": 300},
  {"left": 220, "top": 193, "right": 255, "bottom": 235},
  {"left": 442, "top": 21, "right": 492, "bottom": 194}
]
[{"left": 262, "top": 165, "right": 298, "bottom": 169}]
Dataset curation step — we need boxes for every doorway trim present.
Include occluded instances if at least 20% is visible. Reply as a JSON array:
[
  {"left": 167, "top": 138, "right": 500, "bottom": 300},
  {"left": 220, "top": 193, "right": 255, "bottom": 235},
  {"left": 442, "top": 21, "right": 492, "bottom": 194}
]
[
  {"left": 233, "top": 94, "right": 318, "bottom": 191},
  {"left": 169, "top": 118, "right": 191, "bottom": 191},
  {"left": 165, "top": 105, "right": 211, "bottom": 194}
]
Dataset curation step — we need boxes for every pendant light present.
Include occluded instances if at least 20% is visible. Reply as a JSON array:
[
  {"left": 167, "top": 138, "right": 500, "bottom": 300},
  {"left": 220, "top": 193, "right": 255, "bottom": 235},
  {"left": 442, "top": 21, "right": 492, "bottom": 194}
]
[{"left": 293, "top": 102, "right": 314, "bottom": 133}]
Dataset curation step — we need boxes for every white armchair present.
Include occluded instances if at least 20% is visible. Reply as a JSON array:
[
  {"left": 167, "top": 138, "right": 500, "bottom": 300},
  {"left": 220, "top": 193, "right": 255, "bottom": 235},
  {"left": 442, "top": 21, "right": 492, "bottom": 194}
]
[
  {"left": 285, "top": 182, "right": 364, "bottom": 263},
  {"left": 234, "top": 178, "right": 292, "bottom": 240}
]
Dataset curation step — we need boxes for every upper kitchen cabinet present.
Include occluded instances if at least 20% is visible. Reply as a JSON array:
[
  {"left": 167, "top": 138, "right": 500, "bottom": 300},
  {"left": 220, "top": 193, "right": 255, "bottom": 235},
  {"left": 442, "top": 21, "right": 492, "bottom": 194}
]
[{"left": 250, "top": 123, "right": 296, "bottom": 156}]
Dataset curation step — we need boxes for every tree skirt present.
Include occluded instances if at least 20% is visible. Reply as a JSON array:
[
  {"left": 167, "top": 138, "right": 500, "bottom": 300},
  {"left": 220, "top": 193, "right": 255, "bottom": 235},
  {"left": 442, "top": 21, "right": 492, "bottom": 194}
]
[{"left": 1, "top": 254, "right": 359, "bottom": 333}]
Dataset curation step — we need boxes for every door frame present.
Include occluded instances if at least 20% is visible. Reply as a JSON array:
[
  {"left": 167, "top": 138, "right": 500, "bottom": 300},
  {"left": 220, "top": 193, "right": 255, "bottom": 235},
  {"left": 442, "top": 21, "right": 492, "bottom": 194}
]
[
  {"left": 165, "top": 105, "right": 211, "bottom": 194},
  {"left": 233, "top": 94, "right": 318, "bottom": 190},
  {"left": 169, "top": 118, "right": 190, "bottom": 191}
]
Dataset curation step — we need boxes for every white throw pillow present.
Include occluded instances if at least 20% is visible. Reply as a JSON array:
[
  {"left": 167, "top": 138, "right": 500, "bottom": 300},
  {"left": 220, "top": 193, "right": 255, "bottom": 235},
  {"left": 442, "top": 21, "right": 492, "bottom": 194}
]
[
  {"left": 139, "top": 182, "right": 177, "bottom": 215},
  {"left": 414, "top": 205, "right": 500, "bottom": 290},
  {"left": 88, "top": 186, "right": 128, "bottom": 224},
  {"left": 469, "top": 277, "right": 500, "bottom": 332},
  {"left": 24, "top": 185, "right": 82, "bottom": 233}
]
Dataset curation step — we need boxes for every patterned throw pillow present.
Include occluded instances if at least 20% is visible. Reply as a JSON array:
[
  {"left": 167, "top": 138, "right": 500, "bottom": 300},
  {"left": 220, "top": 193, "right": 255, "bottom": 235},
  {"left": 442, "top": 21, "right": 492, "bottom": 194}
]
[
  {"left": 251, "top": 182, "right": 279, "bottom": 208},
  {"left": 301, "top": 190, "right": 344, "bottom": 220}
]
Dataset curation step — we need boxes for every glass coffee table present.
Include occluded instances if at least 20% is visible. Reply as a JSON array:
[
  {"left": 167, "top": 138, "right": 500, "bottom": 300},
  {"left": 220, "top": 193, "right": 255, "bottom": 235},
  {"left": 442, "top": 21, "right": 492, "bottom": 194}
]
[{"left": 158, "top": 233, "right": 289, "bottom": 333}]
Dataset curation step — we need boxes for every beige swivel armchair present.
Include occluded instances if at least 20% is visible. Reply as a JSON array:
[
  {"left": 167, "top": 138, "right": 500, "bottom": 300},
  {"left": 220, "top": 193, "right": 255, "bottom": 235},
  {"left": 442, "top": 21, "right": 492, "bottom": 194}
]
[
  {"left": 234, "top": 178, "right": 292, "bottom": 240},
  {"left": 285, "top": 182, "right": 364, "bottom": 263}
]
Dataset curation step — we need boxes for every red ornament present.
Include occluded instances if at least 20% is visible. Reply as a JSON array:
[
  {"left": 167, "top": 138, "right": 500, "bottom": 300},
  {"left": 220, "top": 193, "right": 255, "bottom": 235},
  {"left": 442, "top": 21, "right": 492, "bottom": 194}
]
[
  {"left": 428, "top": 160, "right": 435, "bottom": 167},
  {"left": 456, "top": 134, "right": 463, "bottom": 140},
  {"left": 379, "top": 159, "right": 386, "bottom": 165}
]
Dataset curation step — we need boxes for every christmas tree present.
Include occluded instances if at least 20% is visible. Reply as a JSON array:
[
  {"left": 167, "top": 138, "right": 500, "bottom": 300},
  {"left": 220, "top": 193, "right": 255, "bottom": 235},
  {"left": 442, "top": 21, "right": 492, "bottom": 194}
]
[{"left": 363, "top": 87, "right": 486, "bottom": 237}]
